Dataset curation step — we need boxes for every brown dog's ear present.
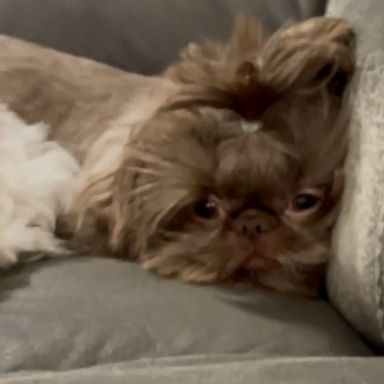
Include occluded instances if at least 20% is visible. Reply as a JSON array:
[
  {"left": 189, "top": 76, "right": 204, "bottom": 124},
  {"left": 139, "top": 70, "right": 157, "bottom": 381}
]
[
  {"left": 163, "top": 17, "right": 356, "bottom": 121},
  {"left": 63, "top": 170, "right": 117, "bottom": 255},
  {"left": 109, "top": 147, "right": 151, "bottom": 259},
  {"left": 258, "top": 17, "right": 356, "bottom": 97},
  {"left": 64, "top": 141, "right": 139, "bottom": 258}
]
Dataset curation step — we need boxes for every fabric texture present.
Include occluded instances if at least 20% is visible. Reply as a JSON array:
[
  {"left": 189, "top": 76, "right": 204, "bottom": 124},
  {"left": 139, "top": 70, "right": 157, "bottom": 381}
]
[
  {"left": 326, "top": 0, "right": 384, "bottom": 349},
  {"left": 0, "top": 0, "right": 326, "bottom": 74},
  {"left": 0, "top": 357, "right": 383, "bottom": 384},
  {"left": 0, "top": 257, "right": 371, "bottom": 372}
]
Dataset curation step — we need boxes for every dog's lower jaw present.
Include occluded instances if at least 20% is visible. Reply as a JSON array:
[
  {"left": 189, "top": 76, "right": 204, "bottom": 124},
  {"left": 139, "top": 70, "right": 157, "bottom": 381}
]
[{"left": 142, "top": 257, "right": 221, "bottom": 284}]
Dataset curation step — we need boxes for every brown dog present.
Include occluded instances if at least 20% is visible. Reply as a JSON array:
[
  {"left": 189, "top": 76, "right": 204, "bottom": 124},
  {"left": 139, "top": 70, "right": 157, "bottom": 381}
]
[
  {"left": 0, "top": 16, "right": 355, "bottom": 296},
  {"left": 69, "top": 17, "right": 355, "bottom": 296}
]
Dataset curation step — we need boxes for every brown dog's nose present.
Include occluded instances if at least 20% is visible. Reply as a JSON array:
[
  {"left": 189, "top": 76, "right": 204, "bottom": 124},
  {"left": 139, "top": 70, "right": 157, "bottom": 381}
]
[{"left": 233, "top": 209, "right": 277, "bottom": 237}]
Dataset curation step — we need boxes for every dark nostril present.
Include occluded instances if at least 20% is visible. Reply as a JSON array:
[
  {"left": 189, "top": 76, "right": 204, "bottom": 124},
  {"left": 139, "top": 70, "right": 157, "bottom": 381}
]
[
  {"left": 234, "top": 211, "right": 276, "bottom": 237},
  {"left": 241, "top": 224, "right": 248, "bottom": 235},
  {"left": 255, "top": 224, "right": 263, "bottom": 234},
  {"left": 239, "top": 222, "right": 266, "bottom": 236}
]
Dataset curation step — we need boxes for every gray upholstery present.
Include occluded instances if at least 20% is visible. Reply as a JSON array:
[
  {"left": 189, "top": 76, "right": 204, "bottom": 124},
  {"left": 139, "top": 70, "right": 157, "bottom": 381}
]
[
  {"left": 0, "top": 0, "right": 326, "bottom": 74},
  {"left": 0, "top": 257, "right": 371, "bottom": 372},
  {"left": 1, "top": 357, "right": 383, "bottom": 384},
  {"left": 326, "top": 0, "right": 384, "bottom": 350}
]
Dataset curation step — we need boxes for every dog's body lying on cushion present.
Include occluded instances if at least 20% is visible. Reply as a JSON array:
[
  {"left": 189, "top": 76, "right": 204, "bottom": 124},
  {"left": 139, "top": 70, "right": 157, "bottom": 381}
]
[
  {"left": 0, "top": 104, "right": 78, "bottom": 267},
  {"left": 0, "top": 17, "right": 355, "bottom": 296}
]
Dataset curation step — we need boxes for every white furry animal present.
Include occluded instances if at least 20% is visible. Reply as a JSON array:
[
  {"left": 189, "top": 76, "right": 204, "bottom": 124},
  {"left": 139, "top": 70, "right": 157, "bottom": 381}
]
[{"left": 0, "top": 104, "right": 79, "bottom": 268}]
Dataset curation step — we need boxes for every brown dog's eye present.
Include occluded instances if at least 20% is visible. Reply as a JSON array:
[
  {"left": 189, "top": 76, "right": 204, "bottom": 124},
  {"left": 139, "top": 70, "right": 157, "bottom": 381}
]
[
  {"left": 194, "top": 198, "right": 219, "bottom": 220},
  {"left": 285, "top": 189, "right": 324, "bottom": 221},
  {"left": 291, "top": 193, "right": 320, "bottom": 211}
]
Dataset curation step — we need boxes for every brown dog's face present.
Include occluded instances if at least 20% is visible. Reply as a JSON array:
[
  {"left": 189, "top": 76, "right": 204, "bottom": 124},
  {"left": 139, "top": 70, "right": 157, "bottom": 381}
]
[
  {"left": 102, "top": 17, "right": 355, "bottom": 296},
  {"left": 110, "top": 95, "right": 346, "bottom": 296}
]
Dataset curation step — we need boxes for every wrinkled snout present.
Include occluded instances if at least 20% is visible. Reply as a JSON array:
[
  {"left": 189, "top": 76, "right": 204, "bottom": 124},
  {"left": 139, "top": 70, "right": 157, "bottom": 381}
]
[{"left": 232, "top": 209, "right": 278, "bottom": 239}]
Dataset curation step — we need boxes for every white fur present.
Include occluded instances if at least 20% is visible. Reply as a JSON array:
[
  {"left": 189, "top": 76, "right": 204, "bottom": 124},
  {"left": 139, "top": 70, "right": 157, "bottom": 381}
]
[{"left": 0, "top": 104, "right": 79, "bottom": 268}]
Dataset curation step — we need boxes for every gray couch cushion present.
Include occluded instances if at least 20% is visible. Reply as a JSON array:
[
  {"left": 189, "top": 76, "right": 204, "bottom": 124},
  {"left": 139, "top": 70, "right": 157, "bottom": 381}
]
[
  {"left": 1, "top": 357, "right": 383, "bottom": 384},
  {"left": 0, "top": 257, "right": 371, "bottom": 372},
  {"left": 0, "top": 0, "right": 326, "bottom": 73},
  {"left": 326, "top": 0, "right": 384, "bottom": 350}
]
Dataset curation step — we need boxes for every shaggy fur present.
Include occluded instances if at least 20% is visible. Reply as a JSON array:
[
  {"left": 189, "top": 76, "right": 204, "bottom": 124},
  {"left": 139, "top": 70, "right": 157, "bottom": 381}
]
[
  {"left": 0, "top": 16, "right": 356, "bottom": 296},
  {"left": 0, "top": 104, "right": 79, "bottom": 268},
  {"left": 66, "top": 16, "right": 356, "bottom": 296}
]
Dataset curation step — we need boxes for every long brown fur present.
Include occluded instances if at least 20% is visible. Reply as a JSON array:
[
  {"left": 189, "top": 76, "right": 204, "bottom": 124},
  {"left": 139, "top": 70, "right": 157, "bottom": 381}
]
[
  {"left": 0, "top": 16, "right": 356, "bottom": 297},
  {"left": 68, "top": 16, "right": 356, "bottom": 297}
]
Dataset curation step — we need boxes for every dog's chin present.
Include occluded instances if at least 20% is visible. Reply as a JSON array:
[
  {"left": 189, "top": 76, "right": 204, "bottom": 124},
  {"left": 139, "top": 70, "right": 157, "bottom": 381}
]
[{"left": 138, "top": 225, "right": 327, "bottom": 292}]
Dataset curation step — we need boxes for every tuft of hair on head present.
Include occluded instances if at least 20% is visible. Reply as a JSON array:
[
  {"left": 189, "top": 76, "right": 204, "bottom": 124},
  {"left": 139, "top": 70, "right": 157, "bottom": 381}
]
[
  {"left": 163, "top": 15, "right": 265, "bottom": 88},
  {"left": 65, "top": 17, "right": 356, "bottom": 298},
  {"left": 258, "top": 17, "right": 356, "bottom": 97},
  {"left": 164, "top": 16, "right": 356, "bottom": 121}
]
